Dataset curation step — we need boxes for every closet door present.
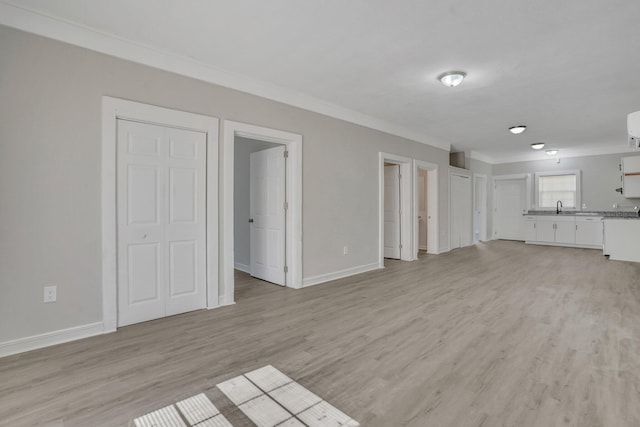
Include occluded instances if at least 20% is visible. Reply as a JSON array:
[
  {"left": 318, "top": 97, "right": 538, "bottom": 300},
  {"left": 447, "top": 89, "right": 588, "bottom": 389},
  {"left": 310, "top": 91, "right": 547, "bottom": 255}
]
[
  {"left": 117, "top": 120, "right": 206, "bottom": 327},
  {"left": 450, "top": 173, "right": 472, "bottom": 249}
]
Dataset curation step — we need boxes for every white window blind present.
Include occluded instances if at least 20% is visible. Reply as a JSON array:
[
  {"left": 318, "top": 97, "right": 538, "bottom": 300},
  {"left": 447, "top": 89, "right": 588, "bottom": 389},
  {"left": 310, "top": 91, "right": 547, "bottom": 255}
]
[{"left": 538, "top": 174, "right": 577, "bottom": 208}]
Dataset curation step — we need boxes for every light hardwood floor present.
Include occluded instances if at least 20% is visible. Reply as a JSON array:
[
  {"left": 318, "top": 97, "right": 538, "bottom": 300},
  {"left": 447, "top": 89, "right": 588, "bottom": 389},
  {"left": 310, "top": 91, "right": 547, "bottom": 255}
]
[{"left": 2, "top": 241, "right": 640, "bottom": 426}]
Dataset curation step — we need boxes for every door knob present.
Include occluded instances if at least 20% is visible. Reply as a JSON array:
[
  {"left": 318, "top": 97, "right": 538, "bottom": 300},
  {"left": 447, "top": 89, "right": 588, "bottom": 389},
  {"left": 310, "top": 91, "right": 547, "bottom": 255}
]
[
  {"left": 248, "top": 218, "right": 254, "bottom": 223},
  {"left": 141, "top": 234, "right": 147, "bottom": 239}
]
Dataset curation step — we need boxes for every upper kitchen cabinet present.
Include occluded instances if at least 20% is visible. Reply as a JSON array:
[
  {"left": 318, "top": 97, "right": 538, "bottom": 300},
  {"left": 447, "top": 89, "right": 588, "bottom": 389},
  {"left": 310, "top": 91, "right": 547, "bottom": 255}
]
[{"left": 622, "top": 156, "right": 640, "bottom": 198}]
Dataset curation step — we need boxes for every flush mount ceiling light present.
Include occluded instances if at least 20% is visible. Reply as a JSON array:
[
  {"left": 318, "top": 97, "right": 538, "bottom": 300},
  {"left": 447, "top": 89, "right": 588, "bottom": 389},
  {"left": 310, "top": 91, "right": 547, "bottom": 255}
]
[
  {"left": 546, "top": 149, "right": 559, "bottom": 155},
  {"left": 509, "top": 125, "right": 527, "bottom": 134},
  {"left": 438, "top": 71, "right": 466, "bottom": 87},
  {"left": 531, "top": 142, "right": 545, "bottom": 150}
]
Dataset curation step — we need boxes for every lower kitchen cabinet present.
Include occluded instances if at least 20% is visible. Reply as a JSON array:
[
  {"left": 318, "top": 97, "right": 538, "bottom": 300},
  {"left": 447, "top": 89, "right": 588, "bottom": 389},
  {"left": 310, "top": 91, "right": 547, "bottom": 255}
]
[{"left": 525, "top": 215, "right": 602, "bottom": 249}]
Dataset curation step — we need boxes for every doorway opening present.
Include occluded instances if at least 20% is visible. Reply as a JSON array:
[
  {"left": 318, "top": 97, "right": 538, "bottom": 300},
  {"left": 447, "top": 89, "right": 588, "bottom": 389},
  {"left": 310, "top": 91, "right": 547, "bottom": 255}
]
[
  {"left": 379, "top": 153, "right": 413, "bottom": 267},
  {"left": 473, "top": 174, "right": 488, "bottom": 243},
  {"left": 414, "top": 160, "right": 439, "bottom": 257},
  {"left": 222, "top": 121, "right": 302, "bottom": 304},
  {"left": 233, "top": 137, "right": 286, "bottom": 286}
]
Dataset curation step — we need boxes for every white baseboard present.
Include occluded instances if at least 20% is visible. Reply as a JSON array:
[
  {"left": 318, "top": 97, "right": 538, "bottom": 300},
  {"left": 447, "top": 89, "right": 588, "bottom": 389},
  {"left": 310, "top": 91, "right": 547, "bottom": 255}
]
[
  {"left": 0, "top": 322, "right": 105, "bottom": 358},
  {"left": 302, "top": 262, "right": 380, "bottom": 287},
  {"left": 234, "top": 262, "right": 250, "bottom": 274}
]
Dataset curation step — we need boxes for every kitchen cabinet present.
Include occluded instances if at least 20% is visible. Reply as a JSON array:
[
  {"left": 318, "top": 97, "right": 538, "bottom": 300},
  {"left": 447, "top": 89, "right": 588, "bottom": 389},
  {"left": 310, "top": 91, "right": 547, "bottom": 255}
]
[
  {"left": 534, "top": 216, "right": 575, "bottom": 244},
  {"left": 535, "top": 217, "right": 555, "bottom": 243},
  {"left": 555, "top": 218, "right": 576, "bottom": 244},
  {"left": 524, "top": 216, "right": 537, "bottom": 242},
  {"left": 622, "top": 156, "right": 640, "bottom": 198},
  {"left": 525, "top": 215, "right": 602, "bottom": 249},
  {"left": 575, "top": 217, "right": 603, "bottom": 247}
]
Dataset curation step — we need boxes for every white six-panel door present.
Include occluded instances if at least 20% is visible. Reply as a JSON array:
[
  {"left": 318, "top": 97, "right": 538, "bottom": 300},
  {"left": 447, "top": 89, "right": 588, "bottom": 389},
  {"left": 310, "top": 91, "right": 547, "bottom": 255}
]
[
  {"left": 250, "top": 146, "right": 286, "bottom": 285},
  {"left": 384, "top": 164, "right": 401, "bottom": 259},
  {"left": 117, "top": 119, "right": 206, "bottom": 327}
]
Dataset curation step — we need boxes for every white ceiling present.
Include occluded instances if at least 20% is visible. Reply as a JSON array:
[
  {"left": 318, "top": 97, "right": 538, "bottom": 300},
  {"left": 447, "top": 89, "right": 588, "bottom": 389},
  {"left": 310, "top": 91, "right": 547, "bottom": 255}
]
[{"left": 3, "top": 0, "right": 640, "bottom": 163}]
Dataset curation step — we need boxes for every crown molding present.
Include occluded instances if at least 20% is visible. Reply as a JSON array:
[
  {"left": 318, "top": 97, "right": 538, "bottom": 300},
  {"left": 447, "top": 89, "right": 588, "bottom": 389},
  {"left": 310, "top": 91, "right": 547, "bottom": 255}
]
[
  {"left": 0, "top": 2, "right": 451, "bottom": 152},
  {"left": 486, "top": 142, "right": 639, "bottom": 164}
]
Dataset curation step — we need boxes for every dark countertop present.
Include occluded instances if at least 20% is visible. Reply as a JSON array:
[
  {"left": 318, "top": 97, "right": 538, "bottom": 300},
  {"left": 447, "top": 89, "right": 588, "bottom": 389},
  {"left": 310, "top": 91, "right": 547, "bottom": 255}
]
[{"left": 525, "top": 210, "right": 640, "bottom": 219}]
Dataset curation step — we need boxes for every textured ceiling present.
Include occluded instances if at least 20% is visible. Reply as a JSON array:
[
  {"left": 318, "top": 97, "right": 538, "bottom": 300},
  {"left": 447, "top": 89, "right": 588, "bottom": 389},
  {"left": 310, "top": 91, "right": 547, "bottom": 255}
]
[{"left": 5, "top": 0, "right": 640, "bottom": 162}]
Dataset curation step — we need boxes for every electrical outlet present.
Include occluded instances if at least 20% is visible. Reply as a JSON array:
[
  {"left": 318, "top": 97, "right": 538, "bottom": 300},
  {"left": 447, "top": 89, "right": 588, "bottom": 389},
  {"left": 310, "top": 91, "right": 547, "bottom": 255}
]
[
  {"left": 44, "top": 285, "right": 57, "bottom": 303},
  {"left": 343, "top": 245, "right": 349, "bottom": 255}
]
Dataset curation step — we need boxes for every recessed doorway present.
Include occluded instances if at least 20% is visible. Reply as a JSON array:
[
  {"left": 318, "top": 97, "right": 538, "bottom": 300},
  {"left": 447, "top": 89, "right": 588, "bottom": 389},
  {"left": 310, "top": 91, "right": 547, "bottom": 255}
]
[
  {"left": 222, "top": 121, "right": 303, "bottom": 304},
  {"left": 379, "top": 152, "right": 413, "bottom": 266},
  {"left": 414, "top": 160, "right": 439, "bottom": 256},
  {"left": 234, "top": 137, "right": 287, "bottom": 286}
]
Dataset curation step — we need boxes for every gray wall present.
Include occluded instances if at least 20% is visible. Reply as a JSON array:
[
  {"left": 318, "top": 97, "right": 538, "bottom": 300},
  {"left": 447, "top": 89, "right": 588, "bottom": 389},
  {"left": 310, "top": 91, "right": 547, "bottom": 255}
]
[
  {"left": 0, "top": 26, "right": 450, "bottom": 343},
  {"left": 233, "top": 137, "right": 281, "bottom": 270},
  {"left": 493, "top": 153, "right": 640, "bottom": 211}
]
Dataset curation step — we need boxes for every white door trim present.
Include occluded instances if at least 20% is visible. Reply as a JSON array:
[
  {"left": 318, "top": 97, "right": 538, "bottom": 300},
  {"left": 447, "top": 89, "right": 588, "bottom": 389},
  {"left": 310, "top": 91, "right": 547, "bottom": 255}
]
[
  {"left": 222, "top": 121, "right": 303, "bottom": 302},
  {"left": 492, "top": 173, "right": 532, "bottom": 240},
  {"left": 413, "top": 160, "right": 439, "bottom": 255},
  {"left": 379, "top": 152, "right": 414, "bottom": 266},
  {"left": 101, "top": 96, "right": 219, "bottom": 333}
]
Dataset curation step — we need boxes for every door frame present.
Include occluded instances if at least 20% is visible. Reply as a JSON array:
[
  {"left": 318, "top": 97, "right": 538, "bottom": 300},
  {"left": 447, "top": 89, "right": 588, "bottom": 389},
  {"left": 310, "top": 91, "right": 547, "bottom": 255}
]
[
  {"left": 473, "top": 173, "right": 488, "bottom": 243},
  {"left": 379, "top": 152, "right": 414, "bottom": 266},
  {"left": 413, "top": 160, "right": 439, "bottom": 255},
  {"left": 222, "top": 121, "right": 303, "bottom": 301},
  {"left": 101, "top": 96, "right": 219, "bottom": 333},
  {"left": 492, "top": 173, "right": 532, "bottom": 240}
]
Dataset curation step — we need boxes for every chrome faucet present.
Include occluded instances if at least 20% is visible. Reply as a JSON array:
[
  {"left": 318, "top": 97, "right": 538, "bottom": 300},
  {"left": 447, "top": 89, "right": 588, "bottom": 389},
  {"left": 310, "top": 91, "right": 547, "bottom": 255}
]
[{"left": 556, "top": 200, "right": 563, "bottom": 214}]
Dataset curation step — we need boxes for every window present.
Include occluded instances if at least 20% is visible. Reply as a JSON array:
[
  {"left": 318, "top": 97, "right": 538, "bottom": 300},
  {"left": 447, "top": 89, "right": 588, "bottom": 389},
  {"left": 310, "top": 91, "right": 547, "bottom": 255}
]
[{"left": 535, "top": 170, "right": 580, "bottom": 209}]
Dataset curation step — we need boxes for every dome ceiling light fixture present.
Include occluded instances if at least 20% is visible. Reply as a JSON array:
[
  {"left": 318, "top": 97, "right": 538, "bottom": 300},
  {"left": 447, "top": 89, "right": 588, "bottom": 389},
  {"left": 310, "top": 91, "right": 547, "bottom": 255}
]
[
  {"left": 438, "top": 71, "right": 466, "bottom": 87},
  {"left": 546, "top": 149, "right": 559, "bottom": 156},
  {"left": 509, "top": 125, "right": 527, "bottom": 134},
  {"left": 531, "top": 142, "right": 545, "bottom": 150}
]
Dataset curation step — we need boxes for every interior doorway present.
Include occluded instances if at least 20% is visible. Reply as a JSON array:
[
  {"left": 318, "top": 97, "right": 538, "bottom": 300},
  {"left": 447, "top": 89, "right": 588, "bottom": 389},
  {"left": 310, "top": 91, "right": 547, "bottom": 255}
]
[
  {"left": 233, "top": 137, "right": 286, "bottom": 286},
  {"left": 413, "top": 160, "right": 439, "bottom": 256},
  {"left": 417, "top": 168, "right": 428, "bottom": 251},
  {"left": 379, "top": 152, "right": 413, "bottom": 266},
  {"left": 222, "top": 121, "right": 303, "bottom": 304},
  {"left": 473, "top": 174, "right": 488, "bottom": 243},
  {"left": 383, "top": 163, "right": 402, "bottom": 259}
]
